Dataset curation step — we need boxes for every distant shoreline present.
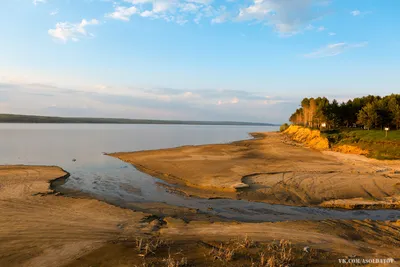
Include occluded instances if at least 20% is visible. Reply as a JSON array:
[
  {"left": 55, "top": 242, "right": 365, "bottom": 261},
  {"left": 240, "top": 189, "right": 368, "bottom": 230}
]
[{"left": 0, "top": 114, "right": 278, "bottom": 126}]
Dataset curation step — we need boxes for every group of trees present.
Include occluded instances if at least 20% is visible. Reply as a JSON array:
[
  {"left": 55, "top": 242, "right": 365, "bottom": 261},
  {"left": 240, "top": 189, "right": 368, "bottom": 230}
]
[{"left": 289, "top": 94, "right": 400, "bottom": 130}]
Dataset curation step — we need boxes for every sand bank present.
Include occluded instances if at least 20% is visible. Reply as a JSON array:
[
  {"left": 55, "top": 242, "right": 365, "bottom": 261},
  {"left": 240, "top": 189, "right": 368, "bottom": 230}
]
[{"left": 110, "top": 132, "right": 400, "bottom": 209}]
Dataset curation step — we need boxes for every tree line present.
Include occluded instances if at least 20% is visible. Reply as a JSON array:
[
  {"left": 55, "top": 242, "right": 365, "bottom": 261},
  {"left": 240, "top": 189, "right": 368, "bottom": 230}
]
[{"left": 289, "top": 94, "right": 400, "bottom": 130}]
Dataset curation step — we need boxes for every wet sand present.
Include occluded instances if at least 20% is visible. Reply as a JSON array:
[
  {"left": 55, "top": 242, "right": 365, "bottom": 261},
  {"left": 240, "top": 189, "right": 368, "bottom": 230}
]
[
  {"left": 1, "top": 165, "right": 400, "bottom": 266},
  {"left": 110, "top": 132, "right": 400, "bottom": 209}
]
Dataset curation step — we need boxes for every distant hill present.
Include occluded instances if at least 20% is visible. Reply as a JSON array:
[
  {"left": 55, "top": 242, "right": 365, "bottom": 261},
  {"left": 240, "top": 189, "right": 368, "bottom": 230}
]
[{"left": 0, "top": 114, "right": 278, "bottom": 126}]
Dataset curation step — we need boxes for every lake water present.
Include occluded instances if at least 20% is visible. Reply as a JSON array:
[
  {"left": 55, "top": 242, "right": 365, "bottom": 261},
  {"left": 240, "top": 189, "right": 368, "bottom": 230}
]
[{"left": 1, "top": 123, "right": 399, "bottom": 222}]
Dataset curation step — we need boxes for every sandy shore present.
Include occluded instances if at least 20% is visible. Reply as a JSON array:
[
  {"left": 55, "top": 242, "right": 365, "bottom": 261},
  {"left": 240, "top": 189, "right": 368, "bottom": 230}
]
[
  {"left": 1, "top": 165, "right": 400, "bottom": 266},
  {"left": 110, "top": 132, "right": 400, "bottom": 209},
  {"left": 0, "top": 166, "right": 149, "bottom": 267}
]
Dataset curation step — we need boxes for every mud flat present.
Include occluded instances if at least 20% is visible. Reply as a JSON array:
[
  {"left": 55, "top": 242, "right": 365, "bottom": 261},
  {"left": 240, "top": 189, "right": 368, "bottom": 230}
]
[
  {"left": 110, "top": 132, "right": 400, "bottom": 209},
  {"left": 1, "top": 165, "right": 400, "bottom": 266}
]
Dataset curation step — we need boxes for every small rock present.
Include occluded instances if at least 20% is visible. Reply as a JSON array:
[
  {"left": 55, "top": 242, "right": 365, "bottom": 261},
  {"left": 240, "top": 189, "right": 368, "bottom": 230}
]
[{"left": 72, "top": 158, "right": 77, "bottom": 162}]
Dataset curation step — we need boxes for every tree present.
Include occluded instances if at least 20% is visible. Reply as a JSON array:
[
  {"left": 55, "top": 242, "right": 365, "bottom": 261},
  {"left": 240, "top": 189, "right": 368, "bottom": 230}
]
[
  {"left": 315, "top": 97, "right": 329, "bottom": 128},
  {"left": 326, "top": 99, "right": 341, "bottom": 128},
  {"left": 357, "top": 103, "right": 378, "bottom": 130},
  {"left": 309, "top": 98, "right": 317, "bottom": 128},
  {"left": 389, "top": 97, "right": 400, "bottom": 129},
  {"left": 288, "top": 94, "right": 400, "bottom": 130},
  {"left": 301, "top": 98, "right": 310, "bottom": 126},
  {"left": 392, "top": 108, "right": 400, "bottom": 130}
]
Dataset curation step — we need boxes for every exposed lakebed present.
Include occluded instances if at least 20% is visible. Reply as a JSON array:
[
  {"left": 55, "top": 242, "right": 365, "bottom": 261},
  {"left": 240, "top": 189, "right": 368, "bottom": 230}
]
[{"left": 1, "top": 123, "right": 399, "bottom": 222}]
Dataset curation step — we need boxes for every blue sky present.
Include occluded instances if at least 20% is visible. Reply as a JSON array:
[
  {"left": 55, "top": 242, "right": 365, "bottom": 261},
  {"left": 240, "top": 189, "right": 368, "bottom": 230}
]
[{"left": 0, "top": 0, "right": 399, "bottom": 123}]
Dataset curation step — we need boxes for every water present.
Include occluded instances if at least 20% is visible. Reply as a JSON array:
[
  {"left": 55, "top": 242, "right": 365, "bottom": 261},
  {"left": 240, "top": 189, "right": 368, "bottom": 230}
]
[{"left": 1, "top": 123, "right": 399, "bottom": 222}]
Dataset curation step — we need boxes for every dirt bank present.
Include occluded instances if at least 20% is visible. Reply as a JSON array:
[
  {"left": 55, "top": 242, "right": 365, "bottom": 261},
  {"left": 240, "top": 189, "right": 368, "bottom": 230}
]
[
  {"left": 110, "top": 132, "right": 400, "bottom": 209},
  {"left": 284, "top": 125, "right": 330, "bottom": 150}
]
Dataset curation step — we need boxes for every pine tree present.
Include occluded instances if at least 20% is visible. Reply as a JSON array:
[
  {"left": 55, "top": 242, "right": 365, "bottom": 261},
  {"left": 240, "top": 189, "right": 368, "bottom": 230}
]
[{"left": 357, "top": 103, "right": 378, "bottom": 130}]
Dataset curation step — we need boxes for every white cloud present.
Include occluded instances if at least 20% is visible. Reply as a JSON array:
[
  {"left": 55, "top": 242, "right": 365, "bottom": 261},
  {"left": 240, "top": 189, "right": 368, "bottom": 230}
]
[
  {"left": 351, "top": 10, "right": 371, "bottom": 17},
  {"left": 236, "top": 0, "right": 325, "bottom": 36},
  {"left": 328, "top": 32, "right": 336, "bottom": 36},
  {"left": 183, "top": 91, "right": 193, "bottom": 97},
  {"left": 187, "top": 0, "right": 213, "bottom": 4},
  {"left": 304, "top": 42, "right": 368, "bottom": 58},
  {"left": 180, "top": 3, "right": 201, "bottom": 12},
  {"left": 263, "top": 99, "right": 285, "bottom": 105},
  {"left": 104, "top": 0, "right": 329, "bottom": 33},
  {"left": 106, "top": 6, "right": 139, "bottom": 21},
  {"left": 140, "top": 10, "right": 153, "bottom": 17},
  {"left": 48, "top": 19, "right": 99, "bottom": 43},
  {"left": 107, "top": 0, "right": 220, "bottom": 24},
  {"left": 231, "top": 97, "right": 239, "bottom": 104},
  {"left": 50, "top": 9, "right": 59, "bottom": 16},
  {"left": 216, "top": 97, "right": 240, "bottom": 105},
  {"left": 33, "top": 0, "right": 46, "bottom": 5},
  {"left": 211, "top": 13, "right": 229, "bottom": 24},
  {"left": 209, "top": 5, "right": 229, "bottom": 24}
]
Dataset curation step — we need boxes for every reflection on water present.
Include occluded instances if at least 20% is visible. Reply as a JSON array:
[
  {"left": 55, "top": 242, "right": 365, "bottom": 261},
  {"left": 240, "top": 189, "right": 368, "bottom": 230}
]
[{"left": 1, "top": 123, "right": 400, "bottom": 222}]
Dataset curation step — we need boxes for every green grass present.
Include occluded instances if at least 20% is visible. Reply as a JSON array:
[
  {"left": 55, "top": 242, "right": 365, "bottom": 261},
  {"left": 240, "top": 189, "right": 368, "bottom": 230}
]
[
  {"left": 322, "top": 129, "right": 400, "bottom": 160},
  {"left": 345, "top": 129, "right": 400, "bottom": 142}
]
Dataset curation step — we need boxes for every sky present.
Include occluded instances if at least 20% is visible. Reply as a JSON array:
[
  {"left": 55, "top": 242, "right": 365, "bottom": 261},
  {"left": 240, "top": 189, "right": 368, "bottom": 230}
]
[{"left": 0, "top": 0, "right": 399, "bottom": 123}]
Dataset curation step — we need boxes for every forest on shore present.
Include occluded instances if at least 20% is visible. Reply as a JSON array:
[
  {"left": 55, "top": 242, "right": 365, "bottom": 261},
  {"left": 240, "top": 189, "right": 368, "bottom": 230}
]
[{"left": 289, "top": 94, "right": 400, "bottom": 130}]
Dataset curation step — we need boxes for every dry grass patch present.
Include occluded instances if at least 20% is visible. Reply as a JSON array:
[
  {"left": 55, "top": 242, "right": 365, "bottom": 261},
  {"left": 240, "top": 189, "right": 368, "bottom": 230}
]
[
  {"left": 262, "top": 240, "right": 294, "bottom": 267},
  {"left": 163, "top": 249, "right": 189, "bottom": 267},
  {"left": 208, "top": 243, "right": 236, "bottom": 263},
  {"left": 135, "top": 237, "right": 169, "bottom": 257}
]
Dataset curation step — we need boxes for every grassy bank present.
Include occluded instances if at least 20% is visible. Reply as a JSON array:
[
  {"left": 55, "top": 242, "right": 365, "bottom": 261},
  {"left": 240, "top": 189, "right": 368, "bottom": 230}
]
[{"left": 322, "top": 129, "right": 400, "bottom": 159}]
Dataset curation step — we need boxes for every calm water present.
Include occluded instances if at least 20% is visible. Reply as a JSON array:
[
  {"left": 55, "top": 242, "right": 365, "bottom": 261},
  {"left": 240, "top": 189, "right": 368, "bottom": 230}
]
[{"left": 1, "top": 123, "right": 399, "bottom": 222}]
